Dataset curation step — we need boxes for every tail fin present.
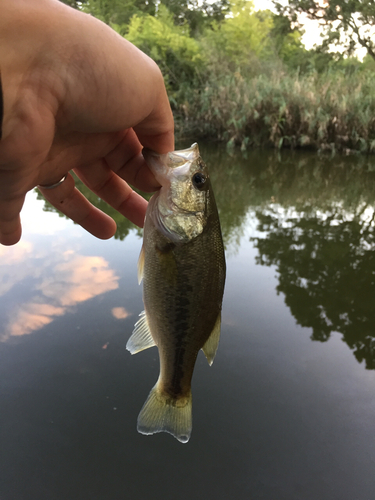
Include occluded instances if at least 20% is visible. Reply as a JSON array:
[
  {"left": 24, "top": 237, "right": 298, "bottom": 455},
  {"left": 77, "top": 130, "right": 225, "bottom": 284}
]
[{"left": 137, "top": 384, "right": 192, "bottom": 444}]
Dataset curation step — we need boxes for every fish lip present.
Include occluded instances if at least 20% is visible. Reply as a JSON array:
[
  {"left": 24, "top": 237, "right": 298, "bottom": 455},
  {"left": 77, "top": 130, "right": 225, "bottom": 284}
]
[
  {"left": 142, "top": 148, "right": 166, "bottom": 182},
  {"left": 143, "top": 144, "right": 199, "bottom": 159},
  {"left": 142, "top": 144, "right": 200, "bottom": 174}
]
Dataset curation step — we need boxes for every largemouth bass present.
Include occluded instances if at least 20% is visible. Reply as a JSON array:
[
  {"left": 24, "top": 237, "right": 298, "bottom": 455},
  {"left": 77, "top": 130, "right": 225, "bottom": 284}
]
[{"left": 126, "top": 143, "right": 226, "bottom": 443}]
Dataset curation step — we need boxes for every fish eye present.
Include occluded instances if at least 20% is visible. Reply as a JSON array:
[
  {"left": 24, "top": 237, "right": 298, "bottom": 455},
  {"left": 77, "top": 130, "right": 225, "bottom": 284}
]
[{"left": 192, "top": 172, "right": 206, "bottom": 189}]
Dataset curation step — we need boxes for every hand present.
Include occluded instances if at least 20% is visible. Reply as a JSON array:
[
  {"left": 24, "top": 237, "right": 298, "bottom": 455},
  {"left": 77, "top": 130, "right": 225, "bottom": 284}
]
[{"left": 0, "top": 0, "right": 174, "bottom": 246}]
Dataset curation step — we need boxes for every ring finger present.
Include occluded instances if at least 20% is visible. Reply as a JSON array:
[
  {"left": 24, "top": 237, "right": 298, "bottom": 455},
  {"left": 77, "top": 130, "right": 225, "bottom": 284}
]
[{"left": 38, "top": 172, "right": 117, "bottom": 240}]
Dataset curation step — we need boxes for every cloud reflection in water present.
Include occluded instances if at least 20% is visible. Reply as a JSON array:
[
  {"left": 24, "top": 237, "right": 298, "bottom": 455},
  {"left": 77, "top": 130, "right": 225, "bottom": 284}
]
[{"left": 1, "top": 244, "right": 119, "bottom": 341}]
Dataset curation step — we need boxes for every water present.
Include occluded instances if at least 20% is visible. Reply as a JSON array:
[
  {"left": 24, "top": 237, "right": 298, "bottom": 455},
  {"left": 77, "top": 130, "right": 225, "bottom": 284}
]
[{"left": 1, "top": 145, "right": 375, "bottom": 500}]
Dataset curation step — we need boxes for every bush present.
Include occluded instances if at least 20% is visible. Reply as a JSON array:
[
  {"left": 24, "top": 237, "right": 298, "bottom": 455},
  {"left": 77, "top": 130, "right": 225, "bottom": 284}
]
[{"left": 176, "top": 67, "right": 375, "bottom": 154}]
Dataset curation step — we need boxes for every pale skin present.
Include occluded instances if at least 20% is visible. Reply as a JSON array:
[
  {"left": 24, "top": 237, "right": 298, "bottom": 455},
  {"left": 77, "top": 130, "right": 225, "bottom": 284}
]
[{"left": 0, "top": 0, "right": 174, "bottom": 246}]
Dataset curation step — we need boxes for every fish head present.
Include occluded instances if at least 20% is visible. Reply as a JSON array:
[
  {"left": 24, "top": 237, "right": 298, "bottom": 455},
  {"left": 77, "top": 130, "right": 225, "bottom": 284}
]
[{"left": 143, "top": 143, "right": 210, "bottom": 243}]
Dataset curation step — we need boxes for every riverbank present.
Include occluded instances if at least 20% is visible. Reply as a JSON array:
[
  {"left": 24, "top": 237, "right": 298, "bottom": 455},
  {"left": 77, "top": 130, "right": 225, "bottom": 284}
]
[{"left": 174, "top": 69, "right": 375, "bottom": 155}]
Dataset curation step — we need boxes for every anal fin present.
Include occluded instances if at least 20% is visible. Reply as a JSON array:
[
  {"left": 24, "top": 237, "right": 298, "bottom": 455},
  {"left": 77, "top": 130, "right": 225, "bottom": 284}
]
[
  {"left": 126, "top": 311, "right": 156, "bottom": 354},
  {"left": 202, "top": 313, "right": 221, "bottom": 366}
]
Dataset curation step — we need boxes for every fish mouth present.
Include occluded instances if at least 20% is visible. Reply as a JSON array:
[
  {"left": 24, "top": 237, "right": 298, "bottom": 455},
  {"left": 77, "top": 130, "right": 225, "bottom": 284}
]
[
  {"left": 142, "top": 148, "right": 158, "bottom": 163},
  {"left": 143, "top": 143, "right": 199, "bottom": 162}
]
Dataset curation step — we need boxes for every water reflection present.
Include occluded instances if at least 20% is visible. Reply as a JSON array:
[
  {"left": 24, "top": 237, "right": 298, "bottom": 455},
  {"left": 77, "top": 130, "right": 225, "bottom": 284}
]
[
  {"left": 37, "top": 252, "right": 118, "bottom": 307},
  {"left": 36, "top": 182, "right": 142, "bottom": 241},
  {"left": 252, "top": 204, "right": 375, "bottom": 369},
  {"left": 36, "top": 146, "right": 375, "bottom": 369},
  {"left": 8, "top": 303, "right": 65, "bottom": 338},
  {"left": 3, "top": 149, "right": 375, "bottom": 500},
  {"left": 241, "top": 151, "right": 375, "bottom": 369},
  {"left": 0, "top": 244, "right": 119, "bottom": 341},
  {"left": 0, "top": 241, "right": 33, "bottom": 295},
  {"left": 206, "top": 148, "right": 375, "bottom": 369},
  {"left": 111, "top": 307, "right": 130, "bottom": 319}
]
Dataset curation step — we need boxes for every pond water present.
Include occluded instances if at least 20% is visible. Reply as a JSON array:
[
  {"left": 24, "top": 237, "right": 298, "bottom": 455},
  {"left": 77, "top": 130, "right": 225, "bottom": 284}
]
[{"left": 1, "top": 145, "right": 375, "bottom": 500}]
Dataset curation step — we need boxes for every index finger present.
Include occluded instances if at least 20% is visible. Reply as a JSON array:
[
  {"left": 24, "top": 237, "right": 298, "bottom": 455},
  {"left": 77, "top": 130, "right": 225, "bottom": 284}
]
[
  {"left": 102, "top": 128, "right": 161, "bottom": 192},
  {"left": 0, "top": 195, "right": 24, "bottom": 246},
  {"left": 133, "top": 90, "right": 175, "bottom": 154}
]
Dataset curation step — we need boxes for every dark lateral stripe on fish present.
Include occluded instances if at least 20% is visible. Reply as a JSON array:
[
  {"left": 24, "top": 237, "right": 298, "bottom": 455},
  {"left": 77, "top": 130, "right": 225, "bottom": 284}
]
[
  {"left": 169, "top": 317, "right": 190, "bottom": 396},
  {"left": 169, "top": 347, "right": 187, "bottom": 397},
  {"left": 166, "top": 256, "right": 211, "bottom": 395}
]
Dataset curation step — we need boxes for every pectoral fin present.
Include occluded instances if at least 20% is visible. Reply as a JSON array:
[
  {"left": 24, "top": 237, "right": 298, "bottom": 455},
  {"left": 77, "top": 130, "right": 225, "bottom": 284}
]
[
  {"left": 202, "top": 313, "right": 221, "bottom": 366},
  {"left": 126, "top": 311, "right": 156, "bottom": 354},
  {"left": 137, "top": 244, "right": 145, "bottom": 285}
]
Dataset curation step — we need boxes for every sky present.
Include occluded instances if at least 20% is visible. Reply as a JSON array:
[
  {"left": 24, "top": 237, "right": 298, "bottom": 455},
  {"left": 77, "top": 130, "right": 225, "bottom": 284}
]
[{"left": 253, "top": 0, "right": 369, "bottom": 59}]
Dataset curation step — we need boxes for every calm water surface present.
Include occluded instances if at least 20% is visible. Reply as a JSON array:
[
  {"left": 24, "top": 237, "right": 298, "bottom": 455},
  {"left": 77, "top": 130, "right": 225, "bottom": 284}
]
[{"left": 1, "top": 145, "right": 375, "bottom": 500}]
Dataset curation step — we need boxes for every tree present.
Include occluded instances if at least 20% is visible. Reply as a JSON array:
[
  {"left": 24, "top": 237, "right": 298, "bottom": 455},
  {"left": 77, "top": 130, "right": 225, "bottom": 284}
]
[
  {"left": 59, "top": 0, "right": 87, "bottom": 9},
  {"left": 203, "top": 0, "right": 275, "bottom": 73},
  {"left": 268, "top": 11, "right": 311, "bottom": 70},
  {"left": 59, "top": 0, "right": 157, "bottom": 25},
  {"left": 160, "top": 0, "right": 230, "bottom": 35},
  {"left": 124, "top": 5, "right": 203, "bottom": 92},
  {"left": 274, "top": 0, "right": 375, "bottom": 62},
  {"left": 59, "top": 0, "right": 229, "bottom": 36}
]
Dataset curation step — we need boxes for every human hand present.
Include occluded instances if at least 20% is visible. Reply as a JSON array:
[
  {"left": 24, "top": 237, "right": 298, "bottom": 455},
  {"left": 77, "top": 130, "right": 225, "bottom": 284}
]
[{"left": 0, "top": 0, "right": 174, "bottom": 246}]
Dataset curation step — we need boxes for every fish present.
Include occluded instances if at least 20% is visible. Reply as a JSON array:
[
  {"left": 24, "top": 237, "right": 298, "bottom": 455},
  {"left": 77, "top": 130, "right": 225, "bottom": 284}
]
[{"left": 126, "top": 143, "right": 226, "bottom": 443}]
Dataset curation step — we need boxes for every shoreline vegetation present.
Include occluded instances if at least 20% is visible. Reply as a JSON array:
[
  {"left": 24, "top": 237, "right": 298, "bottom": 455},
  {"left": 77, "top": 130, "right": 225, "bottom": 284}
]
[
  {"left": 63, "top": 0, "right": 375, "bottom": 155},
  {"left": 174, "top": 69, "right": 375, "bottom": 155}
]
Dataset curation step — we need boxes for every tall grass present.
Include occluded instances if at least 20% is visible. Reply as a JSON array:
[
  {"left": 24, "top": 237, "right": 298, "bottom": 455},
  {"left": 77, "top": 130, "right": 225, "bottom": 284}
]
[{"left": 175, "top": 68, "right": 375, "bottom": 154}]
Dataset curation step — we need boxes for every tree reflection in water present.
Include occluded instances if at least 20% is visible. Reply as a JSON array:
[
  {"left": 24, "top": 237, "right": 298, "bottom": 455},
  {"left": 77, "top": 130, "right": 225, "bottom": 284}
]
[
  {"left": 253, "top": 207, "right": 375, "bottom": 369},
  {"left": 36, "top": 176, "right": 144, "bottom": 241},
  {"left": 248, "top": 153, "right": 375, "bottom": 370}
]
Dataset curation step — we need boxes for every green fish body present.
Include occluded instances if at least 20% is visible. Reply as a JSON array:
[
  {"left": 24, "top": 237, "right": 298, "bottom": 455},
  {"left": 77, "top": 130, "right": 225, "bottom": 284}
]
[{"left": 126, "top": 143, "right": 226, "bottom": 443}]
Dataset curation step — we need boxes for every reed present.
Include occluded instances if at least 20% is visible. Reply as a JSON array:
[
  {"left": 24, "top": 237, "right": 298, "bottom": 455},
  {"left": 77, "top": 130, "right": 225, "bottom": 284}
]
[{"left": 175, "top": 68, "right": 375, "bottom": 154}]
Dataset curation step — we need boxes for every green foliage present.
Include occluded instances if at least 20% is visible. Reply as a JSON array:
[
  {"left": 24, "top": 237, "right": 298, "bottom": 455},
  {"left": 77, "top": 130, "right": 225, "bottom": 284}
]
[
  {"left": 82, "top": 0, "right": 156, "bottom": 25},
  {"left": 274, "top": 0, "right": 375, "bottom": 61},
  {"left": 59, "top": 0, "right": 230, "bottom": 36},
  {"left": 125, "top": 5, "right": 203, "bottom": 93},
  {"left": 160, "top": 0, "right": 230, "bottom": 36},
  {"left": 59, "top": 0, "right": 375, "bottom": 155},
  {"left": 363, "top": 54, "right": 375, "bottom": 71},
  {"left": 203, "top": 1, "right": 275, "bottom": 72},
  {"left": 177, "top": 68, "right": 375, "bottom": 154},
  {"left": 59, "top": 0, "right": 86, "bottom": 8},
  {"left": 59, "top": 0, "right": 157, "bottom": 25}
]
